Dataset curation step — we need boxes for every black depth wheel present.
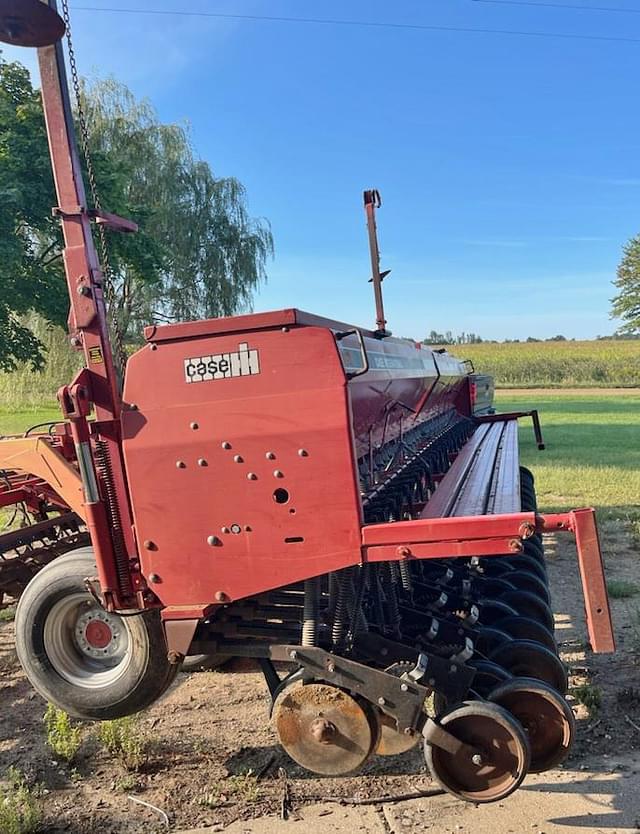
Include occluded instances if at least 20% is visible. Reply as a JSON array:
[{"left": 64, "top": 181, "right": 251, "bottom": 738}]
[
  {"left": 488, "top": 676, "right": 575, "bottom": 772},
  {"left": 15, "top": 548, "right": 178, "bottom": 720},
  {"left": 489, "top": 640, "right": 568, "bottom": 695},
  {"left": 424, "top": 701, "right": 530, "bottom": 803}
]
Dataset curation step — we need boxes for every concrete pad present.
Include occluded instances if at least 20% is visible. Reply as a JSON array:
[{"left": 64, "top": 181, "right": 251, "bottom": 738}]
[
  {"left": 382, "top": 757, "right": 640, "bottom": 834},
  {"left": 177, "top": 802, "right": 386, "bottom": 833}
]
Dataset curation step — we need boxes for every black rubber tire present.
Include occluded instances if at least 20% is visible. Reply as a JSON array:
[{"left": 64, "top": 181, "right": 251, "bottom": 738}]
[
  {"left": 15, "top": 548, "right": 178, "bottom": 721},
  {"left": 181, "top": 653, "right": 230, "bottom": 673}
]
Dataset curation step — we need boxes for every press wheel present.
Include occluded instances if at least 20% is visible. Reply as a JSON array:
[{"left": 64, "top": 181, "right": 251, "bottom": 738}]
[
  {"left": 273, "top": 681, "right": 379, "bottom": 775},
  {"left": 494, "top": 615, "right": 557, "bottom": 652},
  {"left": 488, "top": 677, "right": 575, "bottom": 772},
  {"left": 424, "top": 701, "right": 530, "bottom": 803},
  {"left": 489, "top": 639, "right": 568, "bottom": 694}
]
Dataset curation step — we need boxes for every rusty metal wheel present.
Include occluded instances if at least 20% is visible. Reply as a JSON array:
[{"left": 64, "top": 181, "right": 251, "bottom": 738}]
[
  {"left": 273, "top": 681, "right": 379, "bottom": 775},
  {"left": 375, "top": 663, "right": 422, "bottom": 756},
  {"left": 424, "top": 701, "right": 530, "bottom": 803},
  {"left": 488, "top": 677, "right": 575, "bottom": 772}
]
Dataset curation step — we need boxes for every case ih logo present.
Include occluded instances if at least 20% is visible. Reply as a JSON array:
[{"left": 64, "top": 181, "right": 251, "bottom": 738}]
[{"left": 184, "top": 342, "right": 260, "bottom": 383}]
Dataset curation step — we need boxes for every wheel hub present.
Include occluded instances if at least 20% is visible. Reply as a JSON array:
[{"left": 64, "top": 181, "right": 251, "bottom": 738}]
[{"left": 75, "top": 608, "right": 122, "bottom": 660}]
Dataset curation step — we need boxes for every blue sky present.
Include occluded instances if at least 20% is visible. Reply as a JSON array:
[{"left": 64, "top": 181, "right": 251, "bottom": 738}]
[{"left": 5, "top": 0, "right": 640, "bottom": 339}]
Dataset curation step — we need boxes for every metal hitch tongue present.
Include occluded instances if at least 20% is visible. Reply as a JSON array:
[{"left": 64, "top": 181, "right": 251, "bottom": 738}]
[{"left": 0, "top": 0, "right": 65, "bottom": 47}]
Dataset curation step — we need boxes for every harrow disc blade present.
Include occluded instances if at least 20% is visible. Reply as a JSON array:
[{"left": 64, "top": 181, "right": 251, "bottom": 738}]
[
  {"left": 488, "top": 677, "right": 575, "bottom": 772},
  {"left": 0, "top": 0, "right": 65, "bottom": 47}
]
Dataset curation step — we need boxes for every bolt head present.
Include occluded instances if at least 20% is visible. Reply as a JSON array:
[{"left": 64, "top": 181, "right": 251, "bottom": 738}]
[
  {"left": 378, "top": 696, "right": 386, "bottom": 706},
  {"left": 149, "top": 573, "right": 160, "bottom": 584},
  {"left": 289, "top": 649, "right": 298, "bottom": 659},
  {"left": 198, "top": 458, "right": 208, "bottom": 467},
  {"left": 207, "top": 535, "right": 221, "bottom": 546},
  {"left": 472, "top": 754, "right": 483, "bottom": 766},
  {"left": 222, "top": 441, "right": 232, "bottom": 450},
  {"left": 233, "top": 454, "right": 244, "bottom": 463},
  {"left": 190, "top": 422, "right": 199, "bottom": 430},
  {"left": 266, "top": 451, "right": 276, "bottom": 460},
  {"left": 176, "top": 460, "right": 186, "bottom": 469},
  {"left": 400, "top": 682, "right": 408, "bottom": 692},
  {"left": 298, "top": 449, "right": 308, "bottom": 457},
  {"left": 247, "top": 472, "right": 257, "bottom": 480},
  {"left": 273, "top": 470, "right": 284, "bottom": 478},
  {"left": 215, "top": 591, "right": 227, "bottom": 602}
]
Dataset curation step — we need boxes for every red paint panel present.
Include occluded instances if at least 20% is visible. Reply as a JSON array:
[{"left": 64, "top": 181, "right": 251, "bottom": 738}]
[{"left": 122, "top": 325, "right": 363, "bottom": 605}]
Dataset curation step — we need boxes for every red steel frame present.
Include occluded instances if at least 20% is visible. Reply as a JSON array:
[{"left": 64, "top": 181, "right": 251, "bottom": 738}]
[{"left": 15, "top": 1, "right": 615, "bottom": 660}]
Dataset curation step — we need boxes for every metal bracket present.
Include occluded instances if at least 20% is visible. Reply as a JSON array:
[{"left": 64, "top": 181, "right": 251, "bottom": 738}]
[{"left": 270, "top": 644, "right": 428, "bottom": 733}]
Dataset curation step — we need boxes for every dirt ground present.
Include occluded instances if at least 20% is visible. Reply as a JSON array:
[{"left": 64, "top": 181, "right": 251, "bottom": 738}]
[{"left": 1, "top": 521, "right": 639, "bottom": 834}]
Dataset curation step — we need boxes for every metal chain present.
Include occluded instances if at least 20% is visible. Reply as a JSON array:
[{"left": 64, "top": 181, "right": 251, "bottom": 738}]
[{"left": 60, "top": 0, "right": 128, "bottom": 380}]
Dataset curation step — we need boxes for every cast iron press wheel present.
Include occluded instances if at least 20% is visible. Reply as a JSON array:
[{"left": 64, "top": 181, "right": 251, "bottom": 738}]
[
  {"left": 488, "top": 677, "right": 575, "bottom": 772},
  {"left": 273, "top": 681, "right": 379, "bottom": 775},
  {"left": 424, "top": 701, "right": 530, "bottom": 803},
  {"left": 15, "top": 548, "right": 178, "bottom": 720}
]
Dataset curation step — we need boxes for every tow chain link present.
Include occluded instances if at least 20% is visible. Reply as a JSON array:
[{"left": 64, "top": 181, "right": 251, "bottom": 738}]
[{"left": 60, "top": 0, "right": 128, "bottom": 381}]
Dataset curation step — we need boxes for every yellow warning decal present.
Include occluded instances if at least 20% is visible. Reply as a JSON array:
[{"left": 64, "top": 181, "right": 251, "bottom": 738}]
[{"left": 88, "top": 346, "right": 104, "bottom": 364}]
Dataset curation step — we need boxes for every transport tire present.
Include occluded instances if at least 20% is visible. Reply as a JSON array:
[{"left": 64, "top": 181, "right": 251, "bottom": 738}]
[
  {"left": 424, "top": 701, "right": 530, "bottom": 803},
  {"left": 15, "top": 548, "right": 178, "bottom": 721},
  {"left": 181, "top": 653, "right": 230, "bottom": 673}
]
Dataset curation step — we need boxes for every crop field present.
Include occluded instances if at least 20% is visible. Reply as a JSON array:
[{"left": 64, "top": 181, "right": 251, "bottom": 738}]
[{"left": 450, "top": 339, "right": 640, "bottom": 388}]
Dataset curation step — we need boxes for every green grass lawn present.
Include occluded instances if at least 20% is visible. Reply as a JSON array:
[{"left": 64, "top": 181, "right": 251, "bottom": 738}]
[
  {"left": 0, "top": 406, "right": 60, "bottom": 436},
  {"left": 497, "top": 391, "right": 640, "bottom": 519}
]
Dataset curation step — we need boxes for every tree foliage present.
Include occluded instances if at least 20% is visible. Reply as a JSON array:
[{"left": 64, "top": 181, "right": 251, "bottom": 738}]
[
  {"left": 0, "top": 53, "right": 273, "bottom": 370},
  {"left": 0, "top": 56, "right": 67, "bottom": 371},
  {"left": 612, "top": 234, "right": 640, "bottom": 335}
]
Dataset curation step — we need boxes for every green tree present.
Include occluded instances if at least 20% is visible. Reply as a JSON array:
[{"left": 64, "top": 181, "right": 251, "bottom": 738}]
[
  {"left": 0, "top": 54, "right": 273, "bottom": 370},
  {"left": 612, "top": 234, "right": 640, "bottom": 334},
  {"left": 81, "top": 78, "right": 273, "bottom": 336},
  {"left": 0, "top": 56, "right": 67, "bottom": 370}
]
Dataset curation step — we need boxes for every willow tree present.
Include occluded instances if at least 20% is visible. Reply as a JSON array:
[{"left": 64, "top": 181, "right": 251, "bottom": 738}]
[
  {"left": 82, "top": 78, "right": 273, "bottom": 338},
  {"left": 612, "top": 235, "right": 640, "bottom": 335},
  {"left": 0, "top": 54, "right": 273, "bottom": 370}
]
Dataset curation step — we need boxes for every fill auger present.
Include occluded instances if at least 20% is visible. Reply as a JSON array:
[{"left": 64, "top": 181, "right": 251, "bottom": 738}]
[{"left": 0, "top": 0, "right": 614, "bottom": 804}]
